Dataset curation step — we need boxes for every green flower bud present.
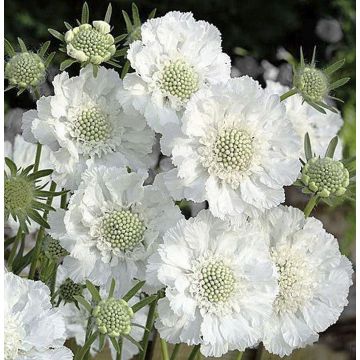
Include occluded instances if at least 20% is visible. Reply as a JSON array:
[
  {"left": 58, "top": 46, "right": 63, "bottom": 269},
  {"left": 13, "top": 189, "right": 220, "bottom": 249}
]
[
  {"left": 5, "top": 176, "right": 34, "bottom": 213},
  {"left": 43, "top": 235, "right": 69, "bottom": 261},
  {"left": 59, "top": 278, "right": 83, "bottom": 303}
]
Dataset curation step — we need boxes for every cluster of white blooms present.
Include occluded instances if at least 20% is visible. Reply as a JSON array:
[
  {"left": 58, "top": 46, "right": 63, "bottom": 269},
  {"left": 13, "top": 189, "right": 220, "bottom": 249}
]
[{"left": 4, "top": 7, "right": 353, "bottom": 360}]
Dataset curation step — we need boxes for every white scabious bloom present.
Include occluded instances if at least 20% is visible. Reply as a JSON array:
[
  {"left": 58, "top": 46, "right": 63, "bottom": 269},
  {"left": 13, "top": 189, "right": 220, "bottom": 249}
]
[
  {"left": 56, "top": 266, "right": 147, "bottom": 360},
  {"left": 22, "top": 65, "right": 155, "bottom": 190},
  {"left": 266, "top": 81, "right": 343, "bottom": 159},
  {"left": 147, "top": 210, "right": 278, "bottom": 357},
  {"left": 4, "top": 271, "right": 73, "bottom": 360},
  {"left": 5, "top": 134, "right": 54, "bottom": 236},
  {"left": 48, "top": 165, "right": 182, "bottom": 293},
  {"left": 118, "top": 11, "right": 231, "bottom": 154},
  {"left": 162, "top": 77, "right": 301, "bottom": 219},
  {"left": 261, "top": 206, "right": 353, "bottom": 357}
]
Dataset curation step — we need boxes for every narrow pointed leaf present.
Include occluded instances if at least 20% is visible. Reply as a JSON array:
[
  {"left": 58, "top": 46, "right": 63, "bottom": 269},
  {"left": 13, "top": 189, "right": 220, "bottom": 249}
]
[
  {"left": 106, "top": 60, "right": 122, "bottom": 69},
  {"left": 104, "top": 3, "right": 112, "bottom": 23},
  {"left": 122, "top": 10, "right": 133, "bottom": 33},
  {"left": 22, "top": 164, "right": 34, "bottom": 175},
  {"left": 98, "top": 334, "right": 106, "bottom": 352},
  {"left": 86, "top": 280, "right": 101, "bottom": 302},
  {"left": 123, "top": 334, "right": 143, "bottom": 351},
  {"left": 64, "top": 21, "right": 73, "bottom": 30},
  {"left": 5, "top": 157, "right": 18, "bottom": 176},
  {"left": 108, "top": 278, "right": 116, "bottom": 298},
  {"left": 60, "top": 59, "right": 77, "bottom": 71},
  {"left": 110, "top": 337, "right": 121, "bottom": 353},
  {"left": 311, "top": 46, "right": 317, "bottom": 67},
  {"left": 27, "top": 209, "right": 50, "bottom": 228},
  {"left": 17, "top": 37, "right": 27, "bottom": 52},
  {"left": 329, "top": 95, "right": 344, "bottom": 103},
  {"left": 316, "top": 101, "right": 338, "bottom": 113},
  {"left": 132, "top": 294, "right": 157, "bottom": 313},
  {"left": 5, "top": 85, "right": 15, "bottom": 92},
  {"left": 39, "top": 41, "right": 50, "bottom": 57},
  {"left": 132, "top": 3, "right": 141, "bottom": 27},
  {"left": 114, "top": 34, "right": 128, "bottom": 43},
  {"left": 325, "top": 136, "right": 338, "bottom": 158},
  {"left": 73, "top": 295, "right": 92, "bottom": 312},
  {"left": 148, "top": 8, "right": 157, "bottom": 19},
  {"left": 5, "top": 38, "right": 16, "bottom": 56},
  {"left": 328, "top": 77, "right": 350, "bottom": 91},
  {"left": 81, "top": 2, "right": 90, "bottom": 24},
  {"left": 304, "top": 133, "right": 313, "bottom": 161},
  {"left": 45, "top": 52, "right": 56, "bottom": 68},
  {"left": 17, "top": 88, "right": 26, "bottom": 96},
  {"left": 114, "top": 48, "right": 128, "bottom": 57},
  {"left": 300, "top": 46, "right": 304, "bottom": 67},
  {"left": 308, "top": 101, "right": 326, "bottom": 114},
  {"left": 31, "top": 201, "right": 55, "bottom": 212},
  {"left": 121, "top": 60, "right": 131, "bottom": 79},
  {"left": 48, "top": 28, "right": 65, "bottom": 41},
  {"left": 324, "top": 58, "right": 345, "bottom": 75},
  {"left": 92, "top": 64, "right": 99, "bottom": 78},
  {"left": 28, "top": 169, "right": 53, "bottom": 181},
  {"left": 123, "top": 280, "right": 145, "bottom": 301}
]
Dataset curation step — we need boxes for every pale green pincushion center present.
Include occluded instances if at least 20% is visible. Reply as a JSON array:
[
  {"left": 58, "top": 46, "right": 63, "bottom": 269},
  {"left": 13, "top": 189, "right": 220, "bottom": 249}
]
[
  {"left": 5, "top": 53, "right": 45, "bottom": 88},
  {"left": 93, "top": 298, "right": 133, "bottom": 337},
  {"left": 5, "top": 178, "right": 33, "bottom": 211},
  {"left": 73, "top": 107, "right": 111, "bottom": 143},
  {"left": 298, "top": 67, "right": 328, "bottom": 102},
  {"left": 71, "top": 28, "right": 110, "bottom": 58},
  {"left": 200, "top": 261, "right": 235, "bottom": 303},
  {"left": 59, "top": 278, "right": 82, "bottom": 303},
  {"left": 213, "top": 129, "right": 253, "bottom": 172},
  {"left": 161, "top": 60, "right": 199, "bottom": 101},
  {"left": 100, "top": 210, "right": 145, "bottom": 252}
]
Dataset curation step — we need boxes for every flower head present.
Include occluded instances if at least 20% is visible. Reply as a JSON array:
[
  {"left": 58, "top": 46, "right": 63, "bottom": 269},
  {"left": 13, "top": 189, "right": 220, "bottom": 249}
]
[
  {"left": 4, "top": 271, "right": 73, "bottom": 360},
  {"left": 162, "top": 77, "right": 301, "bottom": 219},
  {"left": 48, "top": 165, "right": 182, "bottom": 291},
  {"left": 260, "top": 206, "right": 353, "bottom": 357},
  {"left": 22, "top": 66, "right": 155, "bottom": 190},
  {"left": 147, "top": 210, "right": 278, "bottom": 357},
  {"left": 43, "top": 234, "right": 69, "bottom": 261},
  {"left": 119, "top": 11, "right": 231, "bottom": 154}
]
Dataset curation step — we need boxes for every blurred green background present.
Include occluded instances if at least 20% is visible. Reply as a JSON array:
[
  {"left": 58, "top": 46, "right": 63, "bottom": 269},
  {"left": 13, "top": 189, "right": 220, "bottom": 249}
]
[{"left": 4, "top": 0, "right": 355, "bottom": 359}]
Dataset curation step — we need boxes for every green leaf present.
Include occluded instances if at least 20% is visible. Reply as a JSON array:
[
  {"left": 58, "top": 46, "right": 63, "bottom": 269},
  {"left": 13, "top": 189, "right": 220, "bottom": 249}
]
[
  {"left": 92, "top": 64, "right": 99, "bottom": 78},
  {"left": 108, "top": 278, "right": 116, "bottom": 298},
  {"left": 122, "top": 10, "right": 133, "bottom": 33},
  {"left": 64, "top": 21, "right": 73, "bottom": 30},
  {"left": 325, "top": 136, "right": 338, "bottom": 158},
  {"left": 132, "top": 294, "right": 157, "bottom": 313},
  {"left": 316, "top": 101, "right": 337, "bottom": 113},
  {"left": 123, "top": 280, "right": 145, "bottom": 302},
  {"left": 5, "top": 157, "right": 18, "bottom": 176},
  {"left": 60, "top": 59, "right": 77, "bottom": 71},
  {"left": 86, "top": 280, "right": 101, "bottom": 302},
  {"left": 31, "top": 201, "right": 55, "bottom": 212},
  {"left": 48, "top": 28, "right": 65, "bottom": 41},
  {"left": 98, "top": 334, "right": 106, "bottom": 352},
  {"left": 44, "top": 52, "right": 56, "bottom": 68},
  {"left": 148, "top": 8, "right": 157, "bottom": 19},
  {"left": 311, "top": 46, "right": 317, "bottom": 67},
  {"left": 27, "top": 209, "right": 50, "bottom": 228},
  {"left": 299, "top": 46, "right": 304, "bottom": 68},
  {"left": 110, "top": 336, "right": 121, "bottom": 354},
  {"left": 121, "top": 60, "right": 131, "bottom": 79},
  {"left": 114, "top": 48, "right": 128, "bottom": 58},
  {"left": 39, "top": 41, "right": 51, "bottom": 57},
  {"left": 17, "top": 37, "right": 27, "bottom": 52},
  {"left": 123, "top": 334, "right": 143, "bottom": 351},
  {"left": 12, "top": 249, "right": 34, "bottom": 275},
  {"left": 308, "top": 101, "right": 326, "bottom": 114},
  {"left": 106, "top": 60, "right": 122, "bottom": 70},
  {"left": 132, "top": 3, "right": 141, "bottom": 27},
  {"left": 324, "top": 58, "right": 345, "bottom": 75},
  {"left": 304, "top": 133, "right": 313, "bottom": 161},
  {"left": 16, "top": 88, "right": 26, "bottom": 96},
  {"left": 4, "top": 38, "right": 16, "bottom": 56},
  {"left": 329, "top": 77, "right": 350, "bottom": 91},
  {"left": 73, "top": 295, "right": 93, "bottom": 312},
  {"left": 81, "top": 2, "right": 90, "bottom": 24},
  {"left": 5, "top": 85, "right": 15, "bottom": 92},
  {"left": 104, "top": 3, "right": 112, "bottom": 23},
  {"left": 28, "top": 169, "right": 53, "bottom": 181},
  {"left": 114, "top": 34, "right": 128, "bottom": 43}
]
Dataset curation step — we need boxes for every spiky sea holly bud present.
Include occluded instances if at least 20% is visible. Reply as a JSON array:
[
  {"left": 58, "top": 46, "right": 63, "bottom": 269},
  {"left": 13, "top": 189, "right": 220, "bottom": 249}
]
[
  {"left": 281, "top": 47, "right": 350, "bottom": 114},
  {"left": 4, "top": 38, "right": 55, "bottom": 96}
]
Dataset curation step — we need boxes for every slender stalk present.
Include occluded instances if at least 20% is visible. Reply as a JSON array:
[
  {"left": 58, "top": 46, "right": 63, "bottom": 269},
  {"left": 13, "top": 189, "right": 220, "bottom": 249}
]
[
  {"left": 74, "top": 331, "right": 98, "bottom": 360},
  {"left": 33, "top": 143, "right": 42, "bottom": 173},
  {"left": 49, "top": 262, "right": 58, "bottom": 297},
  {"left": 60, "top": 191, "right": 67, "bottom": 209},
  {"left": 34, "top": 87, "right": 41, "bottom": 99},
  {"left": 28, "top": 181, "right": 57, "bottom": 279},
  {"left": 188, "top": 345, "right": 200, "bottom": 360},
  {"left": 7, "top": 227, "right": 23, "bottom": 270},
  {"left": 160, "top": 338, "right": 170, "bottom": 360},
  {"left": 139, "top": 297, "right": 158, "bottom": 360},
  {"left": 280, "top": 88, "right": 297, "bottom": 102},
  {"left": 235, "top": 351, "right": 244, "bottom": 360},
  {"left": 170, "top": 344, "right": 181, "bottom": 360},
  {"left": 303, "top": 195, "right": 318, "bottom": 218},
  {"left": 115, "top": 337, "right": 123, "bottom": 360},
  {"left": 83, "top": 317, "right": 93, "bottom": 360}
]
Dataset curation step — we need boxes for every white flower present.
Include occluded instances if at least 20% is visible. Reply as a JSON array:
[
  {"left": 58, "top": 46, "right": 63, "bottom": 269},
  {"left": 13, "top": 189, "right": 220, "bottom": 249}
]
[
  {"left": 5, "top": 134, "right": 55, "bottom": 236},
  {"left": 56, "top": 266, "right": 147, "bottom": 360},
  {"left": 162, "top": 77, "right": 301, "bottom": 219},
  {"left": 118, "top": 11, "right": 231, "bottom": 154},
  {"left": 4, "top": 271, "right": 73, "bottom": 360},
  {"left": 266, "top": 80, "right": 343, "bottom": 159},
  {"left": 48, "top": 165, "right": 182, "bottom": 293},
  {"left": 147, "top": 209, "right": 278, "bottom": 357},
  {"left": 22, "top": 65, "right": 155, "bottom": 190},
  {"left": 261, "top": 206, "right": 353, "bottom": 357}
]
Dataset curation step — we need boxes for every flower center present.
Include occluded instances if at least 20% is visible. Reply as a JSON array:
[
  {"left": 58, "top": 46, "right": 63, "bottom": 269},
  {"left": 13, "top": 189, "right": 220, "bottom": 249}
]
[
  {"left": 99, "top": 210, "right": 146, "bottom": 253},
  {"left": 5, "top": 177, "right": 33, "bottom": 212},
  {"left": 59, "top": 278, "right": 83, "bottom": 303},
  {"left": 160, "top": 60, "right": 199, "bottom": 101},
  {"left": 5, "top": 314, "right": 24, "bottom": 360},
  {"left": 297, "top": 67, "right": 328, "bottom": 102},
  {"left": 271, "top": 247, "right": 314, "bottom": 314},
  {"left": 93, "top": 298, "right": 133, "bottom": 337},
  {"left": 73, "top": 107, "right": 112, "bottom": 144},
  {"left": 301, "top": 157, "right": 349, "bottom": 198},
  {"left": 5, "top": 53, "right": 45, "bottom": 88}
]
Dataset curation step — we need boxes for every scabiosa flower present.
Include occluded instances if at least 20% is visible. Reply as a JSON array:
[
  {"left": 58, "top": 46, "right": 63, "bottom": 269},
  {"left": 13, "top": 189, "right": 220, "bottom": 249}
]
[
  {"left": 48, "top": 165, "right": 182, "bottom": 292},
  {"left": 4, "top": 271, "right": 73, "bottom": 360},
  {"left": 22, "top": 65, "right": 155, "bottom": 190},
  {"left": 261, "top": 206, "right": 353, "bottom": 357},
  {"left": 147, "top": 210, "right": 278, "bottom": 357},
  {"left": 162, "top": 77, "right": 301, "bottom": 219},
  {"left": 118, "top": 11, "right": 231, "bottom": 154},
  {"left": 266, "top": 81, "right": 343, "bottom": 159}
]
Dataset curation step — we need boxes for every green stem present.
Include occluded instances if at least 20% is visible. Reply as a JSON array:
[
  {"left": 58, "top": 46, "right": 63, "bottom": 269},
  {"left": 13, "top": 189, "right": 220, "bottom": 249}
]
[
  {"left": 160, "top": 338, "right": 170, "bottom": 360},
  {"left": 28, "top": 181, "right": 57, "bottom": 279},
  {"left": 116, "top": 338, "right": 123, "bottom": 360},
  {"left": 280, "top": 88, "right": 297, "bottom": 102},
  {"left": 235, "top": 351, "right": 244, "bottom": 360},
  {"left": 33, "top": 143, "right": 42, "bottom": 173},
  {"left": 303, "top": 195, "right": 318, "bottom": 218},
  {"left": 170, "top": 344, "right": 181, "bottom": 360},
  {"left": 139, "top": 297, "right": 158, "bottom": 360},
  {"left": 60, "top": 191, "right": 67, "bottom": 209},
  {"left": 7, "top": 227, "right": 23, "bottom": 270},
  {"left": 34, "top": 88, "right": 41, "bottom": 99},
  {"left": 74, "top": 331, "right": 98, "bottom": 360},
  {"left": 188, "top": 345, "right": 200, "bottom": 360}
]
